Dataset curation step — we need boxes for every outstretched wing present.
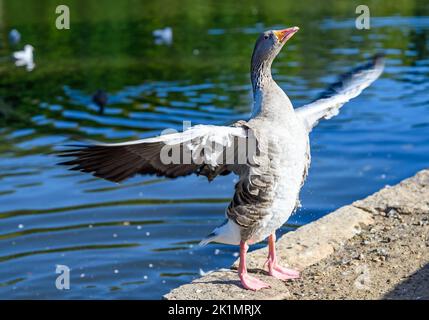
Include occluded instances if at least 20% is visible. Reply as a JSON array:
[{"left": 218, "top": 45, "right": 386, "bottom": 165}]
[
  {"left": 13, "top": 51, "right": 25, "bottom": 60},
  {"left": 58, "top": 123, "right": 255, "bottom": 183},
  {"left": 296, "top": 54, "right": 385, "bottom": 131}
]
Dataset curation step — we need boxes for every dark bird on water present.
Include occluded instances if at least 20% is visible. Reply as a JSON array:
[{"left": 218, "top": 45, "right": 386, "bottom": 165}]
[
  {"left": 9, "top": 29, "right": 21, "bottom": 45},
  {"left": 92, "top": 90, "right": 108, "bottom": 114},
  {"left": 58, "top": 27, "right": 384, "bottom": 291}
]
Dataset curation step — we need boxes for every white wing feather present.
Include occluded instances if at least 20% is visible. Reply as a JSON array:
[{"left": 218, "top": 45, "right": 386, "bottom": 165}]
[{"left": 296, "top": 54, "right": 385, "bottom": 131}]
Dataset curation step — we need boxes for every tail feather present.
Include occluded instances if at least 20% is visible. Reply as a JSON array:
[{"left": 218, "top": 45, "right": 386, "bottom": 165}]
[
  {"left": 199, "top": 219, "right": 241, "bottom": 246},
  {"left": 198, "top": 234, "right": 216, "bottom": 247}
]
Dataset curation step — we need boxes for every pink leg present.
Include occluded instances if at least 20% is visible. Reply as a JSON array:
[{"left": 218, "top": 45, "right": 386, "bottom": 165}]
[
  {"left": 266, "top": 233, "right": 300, "bottom": 280},
  {"left": 239, "top": 241, "right": 270, "bottom": 291}
]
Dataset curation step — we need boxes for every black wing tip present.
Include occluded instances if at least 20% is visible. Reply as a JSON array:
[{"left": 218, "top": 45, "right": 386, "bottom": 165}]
[
  {"left": 54, "top": 143, "right": 138, "bottom": 183},
  {"left": 371, "top": 52, "right": 385, "bottom": 68},
  {"left": 358, "top": 52, "right": 385, "bottom": 74},
  {"left": 54, "top": 142, "right": 105, "bottom": 157},
  {"left": 373, "top": 52, "right": 385, "bottom": 60},
  {"left": 55, "top": 143, "right": 93, "bottom": 166},
  {"left": 314, "top": 53, "right": 385, "bottom": 102}
]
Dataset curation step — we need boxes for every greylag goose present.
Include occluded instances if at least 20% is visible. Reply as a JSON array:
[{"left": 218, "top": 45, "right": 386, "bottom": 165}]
[{"left": 58, "top": 27, "right": 384, "bottom": 291}]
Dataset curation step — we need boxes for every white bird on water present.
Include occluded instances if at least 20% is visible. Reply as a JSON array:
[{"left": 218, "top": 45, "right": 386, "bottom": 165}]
[
  {"left": 153, "top": 27, "right": 173, "bottom": 45},
  {"left": 13, "top": 44, "right": 35, "bottom": 72},
  {"left": 59, "top": 27, "right": 384, "bottom": 291}
]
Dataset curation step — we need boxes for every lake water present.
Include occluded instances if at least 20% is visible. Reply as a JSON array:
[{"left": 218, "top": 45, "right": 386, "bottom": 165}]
[{"left": 0, "top": 1, "right": 428, "bottom": 299}]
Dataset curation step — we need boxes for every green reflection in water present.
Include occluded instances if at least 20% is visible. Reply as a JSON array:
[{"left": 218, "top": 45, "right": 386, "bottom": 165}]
[
  {"left": 151, "top": 246, "right": 189, "bottom": 252},
  {"left": 0, "top": 190, "right": 14, "bottom": 196},
  {"left": 0, "top": 243, "right": 140, "bottom": 263},
  {"left": 121, "top": 280, "right": 147, "bottom": 286},
  {"left": 160, "top": 272, "right": 198, "bottom": 278},
  {"left": 0, "top": 277, "right": 25, "bottom": 287},
  {"left": 0, "top": 219, "right": 164, "bottom": 240},
  {"left": 0, "top": 197, "right": 230, "bottom": 219},
  {"left": 84, "top": 178, "right": 165, "bottom": 193}
]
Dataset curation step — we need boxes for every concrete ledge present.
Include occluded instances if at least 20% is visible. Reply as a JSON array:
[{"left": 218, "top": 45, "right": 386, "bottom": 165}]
[{"left": 164, "top": 169, "right": 429, "bottom": 300}]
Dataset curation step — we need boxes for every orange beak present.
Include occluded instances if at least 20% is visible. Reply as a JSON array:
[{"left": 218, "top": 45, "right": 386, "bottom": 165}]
[{"left": 273, "top": 26, "right": 299, "bottom": 43}]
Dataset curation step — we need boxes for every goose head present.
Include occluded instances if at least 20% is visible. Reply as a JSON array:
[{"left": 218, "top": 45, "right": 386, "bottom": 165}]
[
  {"left": 251, "top": 27, "right": 299, "bottom": 85},
  {"left": 24, "top": 44, "right": 34, "bottom": 53}
]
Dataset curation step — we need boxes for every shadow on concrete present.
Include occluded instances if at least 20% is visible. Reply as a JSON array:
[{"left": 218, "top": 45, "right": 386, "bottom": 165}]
[
  {"left": 196, "top": 268, "right": 268, "bottom": 290},
  {"left": 383, "top": 263, "right": 429, "bottom": 300}
]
